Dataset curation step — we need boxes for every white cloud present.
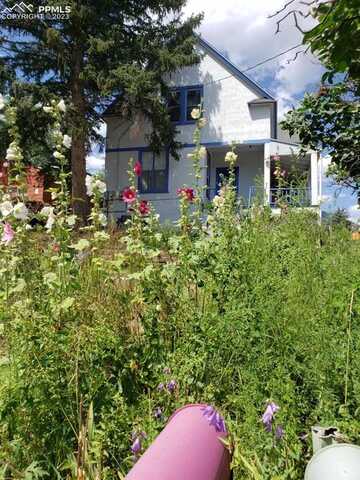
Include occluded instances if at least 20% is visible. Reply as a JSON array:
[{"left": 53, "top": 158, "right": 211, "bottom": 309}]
[
  {"left": 348, "top": 204, "right": 360, "bottom": 224},
  {"left": 185, "top": 0, "right": 323, "bottom": 117},
  {"left": 87, "top": 153, "right": 105, "bottom": 173}
]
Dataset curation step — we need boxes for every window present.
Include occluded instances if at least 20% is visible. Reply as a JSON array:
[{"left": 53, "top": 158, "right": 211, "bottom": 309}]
[
  {"left": 167, "top": 85, "right": 203, "bottom": 125},
  {"left": 139, "top": 150, "right": 168, "bottom": 193},
  {"left": 168, "top": 90, "right": 181, "bottom": 122},
  {"left": 186, "top": 88, "right": 202, "bottom": 121}
]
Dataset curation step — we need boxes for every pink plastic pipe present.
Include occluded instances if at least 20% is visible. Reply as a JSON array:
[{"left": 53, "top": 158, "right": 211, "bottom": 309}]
[{"left": 125, "top": 404, "right": 231, "bottom": 480}]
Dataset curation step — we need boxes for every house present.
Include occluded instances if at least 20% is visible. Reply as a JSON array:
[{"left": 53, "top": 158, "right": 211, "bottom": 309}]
[{"left": 104, "top": 37, "right": 320, "bottom": 222}]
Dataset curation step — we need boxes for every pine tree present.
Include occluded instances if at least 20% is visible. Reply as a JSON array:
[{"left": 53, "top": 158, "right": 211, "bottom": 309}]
[{"left": 1, "top": 0, "right": 202, "bottom": 220}]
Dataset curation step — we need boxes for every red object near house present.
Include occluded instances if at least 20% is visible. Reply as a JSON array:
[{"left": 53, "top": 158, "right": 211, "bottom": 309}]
[{"left": 0, "top": 162, "right": 51, "bottom": 204}]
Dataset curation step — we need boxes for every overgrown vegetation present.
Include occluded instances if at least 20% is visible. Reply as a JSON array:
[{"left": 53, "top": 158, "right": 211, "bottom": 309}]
[{"left": 0, "top": 100, "right": 359, "bottom": 479}]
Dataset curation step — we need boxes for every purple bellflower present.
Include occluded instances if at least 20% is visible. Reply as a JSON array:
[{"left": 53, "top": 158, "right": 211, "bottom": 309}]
[
  {"left": 262, "top": 402, "right": 280, "bottom": 432},
  {"left": 201, "top": 405, "right": 227, "bottom": 434}
]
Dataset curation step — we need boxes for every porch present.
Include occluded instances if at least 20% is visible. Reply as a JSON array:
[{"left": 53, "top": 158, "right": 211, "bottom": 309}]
[
  {"left": 103, "top": 140, "right": 320, "bottom": 222},
  {"left": 205, "top": 140, "right": 318, "bottom": 208}
]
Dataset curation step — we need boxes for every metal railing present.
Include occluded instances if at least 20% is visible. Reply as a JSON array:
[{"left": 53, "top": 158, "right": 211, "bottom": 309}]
[
  {"left": 248, "top": 186, "right": 311, "bottom": 208},
  {"left": 103, "top": 186, "right": 312, "bottom": 221}
]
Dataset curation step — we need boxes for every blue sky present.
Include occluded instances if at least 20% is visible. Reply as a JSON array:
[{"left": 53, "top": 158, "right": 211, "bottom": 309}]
[{"left": 87, "top": 0, "right": 359, "bottom": 223}]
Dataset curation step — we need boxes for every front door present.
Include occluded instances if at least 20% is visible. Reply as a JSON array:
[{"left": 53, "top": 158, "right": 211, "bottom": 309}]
[{"left": 215, "top": 167, "right": 239, "bottom": 194}]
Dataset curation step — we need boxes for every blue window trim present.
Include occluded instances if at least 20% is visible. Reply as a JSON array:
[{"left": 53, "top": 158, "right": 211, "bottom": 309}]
[
  {"left": 168, "top": 84, "right": 204, "bottom": 126},
  {"left": 137, "top": 149, "right": 169, "bottom": 194}
]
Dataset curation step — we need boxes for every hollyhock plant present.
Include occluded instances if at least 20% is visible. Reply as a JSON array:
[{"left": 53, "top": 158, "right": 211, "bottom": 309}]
[
  {"left": 1, "top": 222, "right": 14, "bottom": 245},
  {"left": 122, "top": 187, "right": 137, "bottom": 204},
  {"left": 133, "top": 160, "right": 142, "bottom": 176},
  {"left": 177, "top": 187, "right": 195, "bottom": 202},
  {"left": 138, "top": 200, "right": 150, "bottom": 216},
  {"left": 262, "top": 401, "right": 280, "bottom": 432},
  {"left": 201, "top": 405, "right": 227, "bottom": 434}
]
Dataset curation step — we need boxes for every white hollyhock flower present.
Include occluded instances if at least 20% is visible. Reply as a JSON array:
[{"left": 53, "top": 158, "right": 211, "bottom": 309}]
[
  {"left": 199, "top": 146, "right": 206, "bottom": 159},
  {"left": 62, "top": 134, "right": 72, "bottom": 149},
  {"left": 85, "top": 175, "right": 93, "bottom": 196},
  {"left": 43, "top": 106, "right": 52, "bottom": 113},
  {"left": 213, "top": 195, "right": 225, "bottom": 209},
  {"left": 94, "top": 179, "right": 106, "bottom": 194},
  {"left": 45, "top": 214, "right": 56, "bottom": 232},
  {"left": 6, "top": 142, "right": 22, "bottom": 162},
  {"left": 57, "top": 99, "right": 66, "bottom": 112},
  {"left": 98, "top": 212, "right": 107, "bottom": 226},
  {"left": 13, "top": 202, "right": 29, "bottom": 221},
  {"left": 225, "top": 151, "right": 238, "bottom": 164},
  {"left": 0, "top": 94, "right": 5, "bottom": 110},
  {"left": 0, "top": 200, "right": 13, "bottom": 217},
  {"left": 66, "top": 214, "right": 77, "bottom": 226},
  {"left": 40, "top": 206, "right": 54, "bottom": 217},
  {"left": 53, "top": 151, "right": 65, "bottom": 160},
  {"left": 191, "top": 108, "right": 201, "bottom": 120}
]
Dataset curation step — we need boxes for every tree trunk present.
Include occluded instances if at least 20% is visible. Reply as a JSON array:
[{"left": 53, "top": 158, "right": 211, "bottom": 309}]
[{"left": 71, "top": 45, "right": 89, "bottom": 222}]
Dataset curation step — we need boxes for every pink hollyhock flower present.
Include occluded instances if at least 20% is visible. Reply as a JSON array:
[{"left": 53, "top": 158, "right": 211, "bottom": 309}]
[
  {"left": 138, "top": 200, "right": 150, "bottom": 216},
  {"left": 133, "top": 161, "right": 142, "bottom": 176},
  {"left": 122, "top": 187, "right": 137, "bottom": 204},
  {"left": 177, "top": 187, "right": 195, "bottom": 202},
  {"left": 1, "top": 222, "right": 14, "bottom": 245}
]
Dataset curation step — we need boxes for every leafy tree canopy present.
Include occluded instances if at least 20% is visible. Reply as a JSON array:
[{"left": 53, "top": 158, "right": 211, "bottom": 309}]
[
  {"left": 277, "top": 0, "right": 360, "bottom": 194},
  {"left": 0, "top": 0, "right": 202, "bottom": 218},
  {"left": 304, "top": 0, "right": 360, "bottom": 88}
]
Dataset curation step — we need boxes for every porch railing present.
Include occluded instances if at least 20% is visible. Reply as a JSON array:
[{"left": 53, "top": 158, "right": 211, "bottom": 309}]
[
  {"left": 248, "top": 186, "right": 311, "bottom": 208},
  {"left": 103, "top": 186, "right": 312, "bottom": 222}
]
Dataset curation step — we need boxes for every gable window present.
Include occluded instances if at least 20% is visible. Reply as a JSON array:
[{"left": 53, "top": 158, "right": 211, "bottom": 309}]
[
  {"left": 186, "top": 88, "right": 202, "bottom": 121},
  {"left": 139, "top": 150, "right": 168, "bottom": 193},
  {"left": 167, "top": 85, "right": 203, "bottom": 125}
]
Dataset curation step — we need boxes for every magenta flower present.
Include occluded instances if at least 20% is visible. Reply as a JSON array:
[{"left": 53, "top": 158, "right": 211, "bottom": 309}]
[
  {"left": 133, "top": 160, "right": 142, "bottom": 177},
  {"left": 122, "top": 186, "right": 137, "bottom": 204},
  {"left": 201, "top": 405, "right": 227, "bottom": 434},
  {"left": 1, "top": 222, "right": 14, "bottom": 245},
  {"left": 167, "top": 380, "right": 177, "bottom": 393},
  {"left": 262, "top": 402, "right": 280, "bottom": 432}
]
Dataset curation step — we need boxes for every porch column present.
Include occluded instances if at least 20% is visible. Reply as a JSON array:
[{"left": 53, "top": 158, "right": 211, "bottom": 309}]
[
  {"left": 264, "top": 143, "right": 271, "bottom": 205},
  {"left": 310, "top": 151, "right": 319, "bottom": 206}
]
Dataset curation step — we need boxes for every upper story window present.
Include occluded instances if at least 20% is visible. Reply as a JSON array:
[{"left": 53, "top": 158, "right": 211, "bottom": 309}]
[
  {"left": 167, "top": 85, "right": 203, "bottom": 125},
  {"left": 139, "top": 150, "right": 168, "bottom": 194}
]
